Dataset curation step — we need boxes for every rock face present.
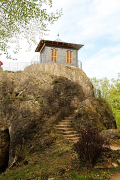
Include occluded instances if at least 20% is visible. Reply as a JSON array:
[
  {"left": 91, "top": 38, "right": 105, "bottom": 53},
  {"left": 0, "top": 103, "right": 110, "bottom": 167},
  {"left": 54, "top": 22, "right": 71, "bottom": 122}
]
[
  {"left": 72, "top": 98, "right": 117, "bottom": 132},
  {"left": 0, "top": 64, "right": 117, "bottom": 170},
  {"left": 101, "top": 129, "right": 120, "bottom": 139},
  {"left": 24, "top": 63, "right": 94, "bottom": 98}
]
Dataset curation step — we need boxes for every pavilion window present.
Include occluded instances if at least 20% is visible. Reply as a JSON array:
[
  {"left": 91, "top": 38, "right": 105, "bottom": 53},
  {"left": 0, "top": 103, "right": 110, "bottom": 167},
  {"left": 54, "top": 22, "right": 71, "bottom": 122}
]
[
  {"left": 51, "top": 49, "right": 57, "bottom": 62},
  {"left": 66, "top": 50, "right": 73, "bottom": 64}
]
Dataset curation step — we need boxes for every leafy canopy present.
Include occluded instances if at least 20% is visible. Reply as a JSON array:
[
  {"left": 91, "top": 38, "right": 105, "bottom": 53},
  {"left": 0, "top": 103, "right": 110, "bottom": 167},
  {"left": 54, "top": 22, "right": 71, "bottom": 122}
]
[{"left": 0, "top": 0, "right": 62, "bottom": 59}]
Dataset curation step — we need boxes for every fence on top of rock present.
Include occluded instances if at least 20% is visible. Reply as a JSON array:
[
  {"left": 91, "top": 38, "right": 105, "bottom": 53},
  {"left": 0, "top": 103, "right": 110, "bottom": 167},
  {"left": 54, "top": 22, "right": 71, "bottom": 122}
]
[
  {"left": 1, "top": 56, "right": 82, "bottom": 72},
  {"left": 1, "top": 61, "right": 39, "bottom": 72},
  {"left": 1, "top": 55, "right": 40, "bottom": 72}
]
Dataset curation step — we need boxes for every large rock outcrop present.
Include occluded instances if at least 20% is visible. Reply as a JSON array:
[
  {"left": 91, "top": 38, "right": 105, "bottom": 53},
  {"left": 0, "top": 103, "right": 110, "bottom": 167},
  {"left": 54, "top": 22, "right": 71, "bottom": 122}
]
[
  {"left": 0, "top": 64, "right": 117, "bottom": 170},
  {"left": 72, "top": 98, "right": 117, "bottom": 132},
  {"left": 24, "top": 63, "right": 94, "bottom": 98}
]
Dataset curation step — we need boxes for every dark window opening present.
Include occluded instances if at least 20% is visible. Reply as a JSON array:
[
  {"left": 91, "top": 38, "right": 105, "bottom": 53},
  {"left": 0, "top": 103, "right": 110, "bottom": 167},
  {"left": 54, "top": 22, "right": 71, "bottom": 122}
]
[{"left": 0, "top": 129, "right": 10, "bottom": 174}]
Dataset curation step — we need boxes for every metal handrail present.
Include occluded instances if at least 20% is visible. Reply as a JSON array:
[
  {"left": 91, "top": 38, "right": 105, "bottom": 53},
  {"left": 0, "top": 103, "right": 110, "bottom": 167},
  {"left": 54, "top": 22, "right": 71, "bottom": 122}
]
[{"left": 78, "top": 60, "right": 82, "bottom": 69}]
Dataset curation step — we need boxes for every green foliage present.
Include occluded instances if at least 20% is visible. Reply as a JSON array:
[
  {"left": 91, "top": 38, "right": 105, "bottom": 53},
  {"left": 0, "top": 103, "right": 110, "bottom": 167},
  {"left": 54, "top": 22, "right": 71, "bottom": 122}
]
[
  {"left": 0, "top": 0, "right": 62, "bottom": 59},
  {"left": 4, "top": 70, "right": 8, "bottom": 74},
  {"left": 77, "top": 111, "right": 82, "bottom": 117},
  {"left": 28, "top": 97, "right": 33, "bottom": 100},
  {"left": 66, "top": 65, "right": 71, "bottom": 69},
  {"left": 18, "top": 96, "right": 24, "bottom": 101},
  {"left": 73, "top": 127, "right": 109, "bottom": 167},
  {"left": 52, "top": 78, "right": 58, "bottom": 84},
  {"left": 18, "top": 91, "right": 26, "bottom": 101},
  {"left": 11, "top": 80, "right": 14, "bottom": 84},
  {"left": 66, "top": 171, "right": 100, "bottom": 180},
  {"left": 4, "top": 95, "right": 11, "bottom": 102},
  {"left": 0, "top": 80, "right": 3, "bottom": 86},
  {"left": 14, "top": 116, "right": 18, "bottom": 120},
  {"left": 15, "top": 144, "right": 28, "bottom": 164},
  {"left": 91, "top": 77, "right": 110, "bottom": 99},
  {"left": 38, "top": 98, "right": 43, "bottom": 104},
  {"left": 91, "top": 73, "right": 120, "bottom": 129},
  {"left": 29, "top": 133, "right": 35, "bottom": 140}
]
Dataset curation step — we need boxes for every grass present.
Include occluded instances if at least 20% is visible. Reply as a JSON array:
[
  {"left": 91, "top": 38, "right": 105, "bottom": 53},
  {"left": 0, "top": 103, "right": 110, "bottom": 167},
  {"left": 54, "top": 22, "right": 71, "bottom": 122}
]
[
  {"left": 0, "top": 138, "right": 73, "bottom": 179},
  {"left": 0, "top": 121, "right": 120, "bottom": 180},
  {"left": 0, "top": 133, "right": 120, "bottom": 180},
  {"left": 1, "top": 166, "right": 120, "bottom": 180}
]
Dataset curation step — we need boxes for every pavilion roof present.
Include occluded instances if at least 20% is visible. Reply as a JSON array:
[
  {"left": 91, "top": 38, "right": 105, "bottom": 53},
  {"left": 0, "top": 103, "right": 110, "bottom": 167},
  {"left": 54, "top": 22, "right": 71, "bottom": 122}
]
[{"left": 35, "top": 39, "right": 84, "bottom": 52}]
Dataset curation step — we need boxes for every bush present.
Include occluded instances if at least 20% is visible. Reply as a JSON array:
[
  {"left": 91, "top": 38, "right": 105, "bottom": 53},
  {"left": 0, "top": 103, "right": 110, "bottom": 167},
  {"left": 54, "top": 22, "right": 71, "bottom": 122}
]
[
  {"left": 52, "top": 78, "right": 58, "bottom": 84},
  {"left": 38, "top": 98, "right": 43, "bottom": 104},
  {"left": 73, "top": 127, "right": 109, "bottom": 167},
  {"left": 15, "top": 144, "right": 28, "bottom": 164}
]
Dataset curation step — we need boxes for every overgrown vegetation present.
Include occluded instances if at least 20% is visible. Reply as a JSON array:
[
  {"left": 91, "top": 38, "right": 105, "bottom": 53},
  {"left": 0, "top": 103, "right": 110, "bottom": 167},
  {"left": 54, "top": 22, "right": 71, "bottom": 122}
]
[
  {"left": 91, "top": 73, "right": 120, "bottom": 128},
  {"left": 0, "top": 133, "right": 119, "bottom": 180},
  {"left": 73, "top": 127, "right": 110, "bottom": 168},
  {"left": 52, "top": 78, "right": 58, "bottom": 84},
  {"left": 0, "top": 69, "right": 119, "bottom": 179}
]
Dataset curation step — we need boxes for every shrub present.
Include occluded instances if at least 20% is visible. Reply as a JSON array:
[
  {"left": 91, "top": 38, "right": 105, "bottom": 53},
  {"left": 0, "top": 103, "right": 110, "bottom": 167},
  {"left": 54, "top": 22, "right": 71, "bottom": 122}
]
[
  {"left": 73, "top": 127, "right": 109, "bottom": 167},
  {"left": 52, "top": 78, "right": 58, "bottom": 84},
  {"left": 77, "top": 111, "right": 82, "bottom": 117},
  {"left": 4, "top": 95, "right": 11, "bottom": 102},
  {"left": 15, "top": 145, "right": 27, "bottom": 163},
  {"left": 14, "top": 116, "right": 18, "bottom": 120},
  {"left": 38, "top": 98, "right": 43, "bottom": 104}
]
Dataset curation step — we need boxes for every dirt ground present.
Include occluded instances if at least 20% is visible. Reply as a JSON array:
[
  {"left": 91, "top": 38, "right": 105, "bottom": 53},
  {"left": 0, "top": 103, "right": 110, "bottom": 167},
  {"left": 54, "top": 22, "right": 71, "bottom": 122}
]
[
  {"left": 109, "top": 172, "right": 120, "bottom": 180},
  {"left": 109, "top": 139, "right": 120, "bottom": 180}
]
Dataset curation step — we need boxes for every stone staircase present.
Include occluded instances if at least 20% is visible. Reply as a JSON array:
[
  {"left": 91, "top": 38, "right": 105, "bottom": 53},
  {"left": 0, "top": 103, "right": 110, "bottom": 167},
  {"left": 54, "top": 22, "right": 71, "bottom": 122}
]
[{"left": 55, "top": 113, "right": 79, "bottom": 143}]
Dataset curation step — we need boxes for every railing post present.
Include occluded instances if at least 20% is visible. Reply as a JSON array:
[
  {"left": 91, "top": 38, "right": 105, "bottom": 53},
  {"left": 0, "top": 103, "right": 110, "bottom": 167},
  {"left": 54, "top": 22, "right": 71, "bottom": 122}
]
[{"left": 78, "top": 60, "right": 82, "bottom": 69}]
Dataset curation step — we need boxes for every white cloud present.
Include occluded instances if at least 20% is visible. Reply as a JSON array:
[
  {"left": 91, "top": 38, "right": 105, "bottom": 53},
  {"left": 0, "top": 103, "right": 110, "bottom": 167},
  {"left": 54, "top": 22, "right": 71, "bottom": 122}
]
[
  {"left": 1, "top": 0, "right": 120, "bottom": 80},
  {"left": 83, "top": 47, "right": 120, "bottom": 79}
]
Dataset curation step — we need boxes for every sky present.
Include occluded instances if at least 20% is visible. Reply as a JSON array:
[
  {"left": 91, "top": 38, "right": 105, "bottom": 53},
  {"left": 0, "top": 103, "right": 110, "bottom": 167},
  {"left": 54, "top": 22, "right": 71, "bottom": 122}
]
[{"left": 1, "top": 0, "right": 120, "bottom": 80}]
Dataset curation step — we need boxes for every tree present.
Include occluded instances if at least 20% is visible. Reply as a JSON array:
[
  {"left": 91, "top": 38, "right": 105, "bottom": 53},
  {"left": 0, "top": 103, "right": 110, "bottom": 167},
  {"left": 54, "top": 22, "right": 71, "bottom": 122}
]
[
  {"left": 108, "top": 74, "right": 120, "bottom": 128},
  {"left": 90, "top": 77, "right": 111, "bottom": 99},
  {"left": 0, "top": 0, "right": 62, "bottom": 59}
]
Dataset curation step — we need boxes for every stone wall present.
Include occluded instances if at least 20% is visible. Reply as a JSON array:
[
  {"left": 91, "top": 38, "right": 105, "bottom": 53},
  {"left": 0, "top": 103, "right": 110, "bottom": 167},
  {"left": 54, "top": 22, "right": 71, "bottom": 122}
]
[
  {"left": 42, "top": 45, "right": 78, "bottom": 67},
  {"left": 25, "top": 63, "right": 94, "bottom": 98},
  {"left": 40, "top": 47, "right": 45, "bottom": 63}
]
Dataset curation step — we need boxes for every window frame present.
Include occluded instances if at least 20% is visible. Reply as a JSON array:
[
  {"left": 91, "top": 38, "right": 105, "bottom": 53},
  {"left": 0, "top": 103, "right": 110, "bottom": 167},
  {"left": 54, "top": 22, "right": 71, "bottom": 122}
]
[
  {"left": 51, "top": 49, "right": 57, "bottom": 62},
  {"left": 66, "top": 50, "right": 73, "bottom": 64}
]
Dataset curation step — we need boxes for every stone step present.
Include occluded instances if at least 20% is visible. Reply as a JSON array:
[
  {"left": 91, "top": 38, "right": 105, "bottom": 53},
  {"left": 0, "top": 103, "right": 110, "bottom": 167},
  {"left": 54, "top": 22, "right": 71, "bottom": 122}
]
[
  {"left": 63, "top": 134, "right": 79, "bottom": 138},
  {"left": 55, "top": 124, "right": 72, "bottom": 128},
  {"left": 56, "top": 128, "right": 74, "bottom": 131},
  {"left": 62, "top": 131, "right": 78, "bottom": 135},
  {"left": 74, "top": 109, "right": 78, "bottom": 113},
  {"left": 73, "top": 140, "right": 79, "bottom": 143},
  {"left": 57, "top": 122, "right": 72, "bottom": 125},
  {"left": 110, "top": 145, "right": 120, "bottom": 151},
  {"left": 57, "top": 131, "right": 77, "bottom": 135},
  {"left": 64, "top": 116, "right": 72, "bottom": 120},
  {"left": 66, "top": 137, "right": 79, "bottom": 142},
  {"left": 61, "top": 120, "right": 72, "bottom": 122},
  {"left": 55, "top": 113, "right": 80, "bottom": 143}
]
